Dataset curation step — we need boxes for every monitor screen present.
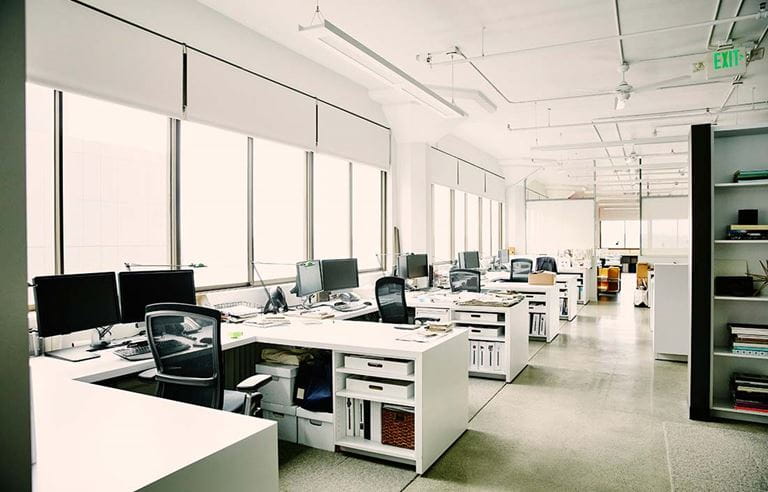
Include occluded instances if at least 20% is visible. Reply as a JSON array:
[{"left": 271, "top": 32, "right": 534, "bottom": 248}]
[
  {"left": 406, "top": 254, "right": 429, "bottom": 279},
  {"left": 459, "top": 251, "right": 480, "bottom": 269},
  {"left": 511, "top": 259, "right": 533, "bottom": 282},
  {"left": 33, "top": 272, "right": 121, "bottom": 338},
  {"left": 321, "top": 258, "right": 359, "bottom": 292},
  {"left": 118, "top": 270, "right": 196, "bottom": 323},
  {"left": 296, "top": 261, "right": 323, "bottom": 297}
]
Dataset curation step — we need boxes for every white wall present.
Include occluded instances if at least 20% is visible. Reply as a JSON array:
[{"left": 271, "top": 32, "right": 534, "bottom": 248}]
[{"left": 526, "top": 199, "right": 595, "bottom": 256}]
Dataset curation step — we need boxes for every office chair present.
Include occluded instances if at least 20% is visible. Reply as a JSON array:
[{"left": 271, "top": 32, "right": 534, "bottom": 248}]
[
  {"left": 509, "top": 258, "right": 533, "bottom": 282},
  {"left": 535, "top": 256, "right": 558, "bottom": 273},
  {"left": 449, "top": 269, "right": 481, "bottom": 293},
  {"left": 144, "top": 303, "right": 270, "bottom": 416},
  {"left": 375, "top": 277, "right": 440, "bottom": 325}
]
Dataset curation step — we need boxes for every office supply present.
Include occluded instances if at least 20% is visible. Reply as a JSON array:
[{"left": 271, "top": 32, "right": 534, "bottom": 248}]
[
  {"left": 118, "top": 269, "right": 196, "bottom": 323},
  {"left": 730, "top": 373, "right": 768, "bottom": 413},
  {"left": 528, "top": 271, "right": 556, "bottom": 285},
  {"left": 220, "top": 304, "right": 261, "bottom": 319},
  {"left": 253, "top": 362, "right": 299, "bottom": 406},
  {"left": 33, "top": 272, "right": 121, "bottom": 354},
  {"left": 449, "top": 269, "right": 481, "bottom": 292},
  {"left": 729, "top": 323, "right": 768, "bottom": 357},
  {"left": 295, "top": 260, "right": 324, "bottom": 298},
  {"left": 457, "top": 251, "right": 480, "bottom": 269},
  {"left": 727, "top": 224, "right": 768, "bottom": 240},
  {"left": 714, "top": 276, "right": 754, "bottom": 297},
  {"left": 381, "top": 405, "right": 415, "bottom": 450},
  {"left": 734, "top": 169, "right": 768, "bottom": 182},
  {"left": 261, "top": 402, "right": 299, "bottom": 443},
  {"left": 332, "top": 302, "right": 368, "bottom": 312},
  {"left": 738, "top": 209, "right": 759, "bottom": 225},
  {"left": 252, "top": 261, "right": 288, "bottom": 314},
  {"left": 114, "top": 338, "right": 190, "bottom": 361}
]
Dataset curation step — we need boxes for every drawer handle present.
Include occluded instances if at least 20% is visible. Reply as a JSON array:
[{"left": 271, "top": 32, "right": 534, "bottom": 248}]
[
  {"left": 367, "top": 362, "right": 383, "bottom": 368},
  {"left": 309, "top": 420, "right": 323, "bottom": 426},
  {"left": 471, "top": 329, "right": 481, "bottom": 333},
  {"left": 368, "top": 384, "right": 384, "bottom": 391},
  {"left": 470, "top": 314, "right": 481, "bottom": 318}
]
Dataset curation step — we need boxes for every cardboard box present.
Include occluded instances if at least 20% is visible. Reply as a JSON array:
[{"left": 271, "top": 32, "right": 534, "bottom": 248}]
[{"left": 528, "top": 271, "right": 556, "bottom": 285}]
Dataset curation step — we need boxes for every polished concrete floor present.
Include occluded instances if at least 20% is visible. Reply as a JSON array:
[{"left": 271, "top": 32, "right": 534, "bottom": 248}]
[{"left": 277, "top": 277, "right": 768, "bottom": 491}]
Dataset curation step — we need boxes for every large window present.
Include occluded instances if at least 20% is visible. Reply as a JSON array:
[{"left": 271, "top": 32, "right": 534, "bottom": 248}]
[
  {"left": 454, "top": 191, "right": 466, "bottom": 255},
  {"left": 466, "top": 194, "right": 479, "bottom": 251},
  {"left": 481, "top": 197, "right": 492, "bottom": 256},
  {"left": 62, "top": 92, "right": 168, "bottom": 274},
  {"left": 600, "top": 220, "right": 640, "bottom": 249},
  {"left": 180, "top": 122, "right": 248, "bottom": 287},
  {"left": 432, "top": 185, "right": 451, "bottom": 262},
  {"left": 26, "top": 84, "right": 55, "bottom": 301},
  {"left": 491, "top": 201, "right": 501, "bottom": 254},
  {"left": 313, "top": 154, "right": 351, "bottom": 259},
  {"left": 352, "top": 163, "right": 382, "bottom": 270},
  {"left": 253, "top": 138, "right": 306, "bottom": 280}
]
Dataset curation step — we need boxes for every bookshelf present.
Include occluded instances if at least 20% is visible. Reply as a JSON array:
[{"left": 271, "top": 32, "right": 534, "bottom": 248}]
[{"left": 689, "top": 123, "right": 768, "bottom": 425}]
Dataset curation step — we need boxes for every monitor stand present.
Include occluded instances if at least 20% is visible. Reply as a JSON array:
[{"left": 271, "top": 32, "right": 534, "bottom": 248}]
[{"left": 45, "top": 346, "right": 100, "bottom": 362}]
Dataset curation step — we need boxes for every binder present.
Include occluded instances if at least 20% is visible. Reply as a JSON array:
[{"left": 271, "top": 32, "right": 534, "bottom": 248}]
[
  {"left": 370, "top": 402, "right": 382, "bottom": 443},
  {"left": 486, "top": 343, "right": 495, "bottom": 371},
  {"left": 357, "top": 399, "right": 366, "bottom": 437},
  {"left": 492, "top": 342, "right": 502, "bottom": 370},
  {"left": 363, "top": 400, "right": 371, "bottom": 440},
  {"left": 345, "top": 397, "right": 355, "bottom": 437},
  {"left": 478, "top": 342, "right": 487, "bottom": 370},
  {"left": 469, "top": 341, "right": 479, "bottom": 371}
]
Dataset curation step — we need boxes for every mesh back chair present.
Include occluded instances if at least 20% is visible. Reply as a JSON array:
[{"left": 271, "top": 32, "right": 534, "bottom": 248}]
[
  {"left": 509, "top": 258, "right": 533, "bottom": 282},
  {"left": 449, "top": 269, "right": 481, "bottom": 293},
  {"left": 375, "top": 277, "right": 409, "bottom": 324},
  {"left": 536, "top": 256, "right": 558, "bottom": 273},
  {"left": 144, "top": 303, "right": 270, "bottom": 416}
]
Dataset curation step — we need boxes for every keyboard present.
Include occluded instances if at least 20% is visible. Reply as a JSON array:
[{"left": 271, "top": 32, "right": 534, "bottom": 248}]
[
  {"left": 114, "top": 339, "right": 191, "bottom": 361},
  {"left": 332, "top": 302, "right": 367, "bottom": 312}
]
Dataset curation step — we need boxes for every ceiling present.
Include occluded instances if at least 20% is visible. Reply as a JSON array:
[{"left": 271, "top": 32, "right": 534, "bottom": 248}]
[{"left": 197, "top": 0, "right": 768, "bottom": 206}]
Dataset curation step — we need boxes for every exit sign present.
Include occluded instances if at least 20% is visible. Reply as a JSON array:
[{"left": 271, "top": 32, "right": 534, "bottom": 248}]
[{"left": 707, "top": 48, "right": 747, "bottom": 78}]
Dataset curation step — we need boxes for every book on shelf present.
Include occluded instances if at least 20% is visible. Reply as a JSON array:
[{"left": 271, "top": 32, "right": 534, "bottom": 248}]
[
  {"left": 729, "top": 323, "right": 768, "bottom": 355},
  {"left": 734, "top": 169, "right": 768, "bottom": 182},
  {"left": 731, "top": 373, "right": 768, "bottom": 413}
]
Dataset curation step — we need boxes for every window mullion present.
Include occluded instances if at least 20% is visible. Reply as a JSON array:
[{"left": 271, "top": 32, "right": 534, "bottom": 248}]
[
  {"left": 53, "top": 90, "right": 64, "bottom": 274},
  {"left": 247, "top": 137, "right": 254, "bottom": 285}
]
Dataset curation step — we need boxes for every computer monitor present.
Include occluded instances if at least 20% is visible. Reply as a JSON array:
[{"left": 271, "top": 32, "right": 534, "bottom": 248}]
[
  {"left": 320, "top": 258, "right": 359, "bottom": 292},
  {"left": 295, "top": 260, "right": 323, "bottom": 297},
  {"left": 498, "top": 249, "right": 510, "bottom": 265},
  {"left": 33, "top": 272, "right": 121, "bottom": 338},
  {"left": 457, "top": 251, "right": 480, "bottom": 269},
  {"left": 397, "top": 254, "right": 429, "bottom": 280},
  {"left": 118, "top": 270, "right": 196, "bottom": 323},
  {"left": 510, "top": 258, "right": 533, "bottom": 282}
]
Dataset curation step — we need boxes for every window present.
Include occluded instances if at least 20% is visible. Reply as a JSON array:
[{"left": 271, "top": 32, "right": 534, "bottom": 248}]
[
  {"left": 600, "top": 220, "right": 640, "bottom": 249},
  {"left": 352, "top": 163, "right": 382, "bottom": 270},
  {"left": 180, "top": 121, "right": 248, "bottom": 287},
  {"left": 63, "top": 92, "right": 168, "bottom": 274},
  {"left": 454, "top": 191, "right": 466, "bottom": 255},
  {"left": 26, "top": 84, "right": 55, "bottom": 302},
  {"left": 481, "top": 197, "right": 492, "bottom": 256},
  {"left": 313, "top": 153, "right": 351, "bottom": 259},
  {"left": 466, "top": 194, "right": 479, "bottom": 251},
  {"left": 253, "top": 138, "right": 306, "bottom": 280},
  {"left": 625, "top": 220, "right": 641, "bottom": 249},
  {"left": 432, "top": 185, "right": 451, "bottom": 262},
  {"left": 491, "top": 201, "right": 501, "bottom": 254}
]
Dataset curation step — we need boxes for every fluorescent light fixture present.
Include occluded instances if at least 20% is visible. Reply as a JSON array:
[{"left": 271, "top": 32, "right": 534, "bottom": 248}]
[{"left": 299, "top": 20, "right": 467, "bottom": 118}]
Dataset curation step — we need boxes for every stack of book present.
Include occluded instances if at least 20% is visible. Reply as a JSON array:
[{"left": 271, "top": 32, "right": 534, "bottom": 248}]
[
  {"left": 730, "top": 373, "right": 768, "bottom": 413},
  {"left": 734, "top": 169, "right": 768, "bottom": 183},
  {"left": 730, "top": 323, "right": 768, "bottom": 357},
  {"left": 727, "top": 224, "right": 768, "bottom": 240}
]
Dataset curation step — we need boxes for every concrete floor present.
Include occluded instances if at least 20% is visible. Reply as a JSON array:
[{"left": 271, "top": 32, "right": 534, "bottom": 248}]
[{"left": 277, "top": 277, "right": 768, "bottom": 491}]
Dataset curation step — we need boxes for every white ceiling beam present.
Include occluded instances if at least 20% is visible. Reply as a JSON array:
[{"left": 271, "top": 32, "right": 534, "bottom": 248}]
[{"left": 530, "top": 135, "right": 687, "bottom": 152}]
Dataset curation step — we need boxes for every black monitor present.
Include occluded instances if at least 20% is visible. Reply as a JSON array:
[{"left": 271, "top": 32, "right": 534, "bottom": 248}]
[
  {"left": 320, "top": 258, "right": 359, "bottom": 292},
  {"left": 33, "top": 272, "right": 121, "bottom": 338},
  {"left": 118, "top": 270, "right": 196, "bottom": 323},
  {"left": 397, "top": 254, "right": 429, "bottom": 279},
  {"left": 510, "top": 258, "right": 533, "bottom": 282},
  {"left": 457, "top": 251, "right": 480, "bottom": 269},
  {"left": 296, "top": 260, "right": 323, "bottom": 297}
]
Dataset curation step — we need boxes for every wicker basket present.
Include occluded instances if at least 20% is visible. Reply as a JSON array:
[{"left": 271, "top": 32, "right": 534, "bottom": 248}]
[{"left": 381, "top": 406, "right": 415, "bottom": 449}]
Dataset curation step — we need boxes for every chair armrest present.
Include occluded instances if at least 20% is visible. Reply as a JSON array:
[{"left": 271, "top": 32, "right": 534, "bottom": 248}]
[
  {"left": 138, "top": 369, "right": 157, "bottom": 381},
  {"left": 414, "top": 317, "right": 441, "bottom": 325},
  {"left": 236, "top": 374, "right": 272, "bottom": 392}
]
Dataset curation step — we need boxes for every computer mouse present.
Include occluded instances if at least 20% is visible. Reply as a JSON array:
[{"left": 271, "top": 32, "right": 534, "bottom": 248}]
[{"left": 199, "top": 337, "right": 213, "bottom": 345}]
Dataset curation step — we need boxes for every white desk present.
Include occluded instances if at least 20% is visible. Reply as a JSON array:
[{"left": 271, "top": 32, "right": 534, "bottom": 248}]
[
  {"left": 485, "top": 272, "right": 578, "bottom": 321},
  {"left": 406, "top": 291, "right": 529, "bottom": 382},
  {"left": 558, "top": 266, "right": 597, "bottom": 304},
  {"left": 650, "top": 264, "right": 689, "bottom": 361},
  {"left": 31, "top": 317, "right": 468, "bottom": 476},
  {"left": 483, "top": 282, "right": 562, "bottom": 342}
]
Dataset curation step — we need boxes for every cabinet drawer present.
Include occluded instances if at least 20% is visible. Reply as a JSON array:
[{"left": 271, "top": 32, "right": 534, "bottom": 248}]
[
  {"left": 455, "top": 311, "right": 502, "bottom": 323},
  {"left": 347, "top": 377, "right": 414, "bottom": 399},
  {"left": 467, "top": 326, "right": 503, "bottom": 338},
  {"left": 414, "top": 307, "right": 451, "bottom": 322},
  {"left": 344, "top": 355, "right": 414, "bottom": 376}
]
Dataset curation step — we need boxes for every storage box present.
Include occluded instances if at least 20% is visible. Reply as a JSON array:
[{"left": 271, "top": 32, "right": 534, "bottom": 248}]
[
  {"left": 296, "top": 407, "right": 334, "bottom": 451},
  {"left": 455, "top": 311, "right": 502, "bottom": 323},
  {"left": 344, "top": 355, "right": 414, "bottom": 377},
  {"left": 528, "top": 272, "right": 556, "bottom": 285},
  {"left": 346, "top": 377, "right": 414, "bottom": 399},
  {"left": 381, "top": 406, "right": 415, "bottom": 450},
  {"left": 261, "top": 402, "right": 298, "bottom": 443},
  {"left": 467, "top": 326, "right": 503, "bottom": 339},
  {"left": 254, "top": 362, "right": 299, "bottom": 406}
]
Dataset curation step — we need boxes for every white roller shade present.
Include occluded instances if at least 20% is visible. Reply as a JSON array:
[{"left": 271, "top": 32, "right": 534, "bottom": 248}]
[
  {"left": 27, "top": 0, "right": 183, "bottom": 117},
  {"left": 428, "top": 149, "right": 458, "bottom": 187},
  {"left": 457, "top": 161, "right": 485, "bottom": 195},
  {"left": 186, "top": 49, "right": 316, "bottom": 150},
  {"left": 486, "top": 174, "right": 506, "bottom": 201},
  {"left": 316, "top": 102, "right": 390, "bottom": 169},
  {"left": 641, "top": 196, "right": 689, "bottom": 257},
  {"left": 526, "top": 199, "right": 595, "bottom": 255}
]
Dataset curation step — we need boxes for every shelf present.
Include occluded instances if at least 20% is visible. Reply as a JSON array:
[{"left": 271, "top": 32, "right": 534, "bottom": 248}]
[
  {"left": 453, "top": 319, "right": 505, "bottom": 327},
  {"left": 714, "top": 296, "right": 768, "bottom": 302},
  {"left": 712, "top": 399, "right": 768, "bottom": 418},
  {"left": 336, "top": 437, "right": 415, "bottom": 460},
  {"left": 714, "top": 240, "right": 768, "bottom": 244},
  {"left": 468, "top": 335, "right": 505, "bottom": 343},
  {"left": 336, "top": 367, "right": 415, "bottom": 382},
  {"left": 713, "top": 348, "right": 768, "bottom": 361},
  {"left": 469, "top": 369, "right": 506, "bottom": 377},
  {"left": 336, "top": 390, "right": 415, "bottom": 407},
  {"left": 714, "top": 181, "right": 768, "bottom": 189}
]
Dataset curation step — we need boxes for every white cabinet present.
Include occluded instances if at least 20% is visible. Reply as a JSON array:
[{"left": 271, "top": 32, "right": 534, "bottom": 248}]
[{"left": 651, "top": 263, "right": 690, "bottom": 361}]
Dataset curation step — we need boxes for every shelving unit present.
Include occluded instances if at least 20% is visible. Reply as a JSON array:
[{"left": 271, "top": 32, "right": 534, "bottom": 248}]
[
  {"left": 689, "top": 123, "right": 768, "bottom": 425},
  {"left": 558, "top": 266, "right": 597, "bottom": 304},
  {"left": 484, "top": 283, "right": 561, "bottom": 342},
  {"left": 556, "top": 276, "right": 578, "bottom": 321}
]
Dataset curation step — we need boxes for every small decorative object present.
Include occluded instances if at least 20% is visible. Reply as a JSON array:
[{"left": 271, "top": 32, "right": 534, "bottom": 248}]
[
  {"left": 738, "top": 209, "right": 758, "bottom": 225},
  {"left": 747, "top": 260, "right": 768, "bottom": 296}
]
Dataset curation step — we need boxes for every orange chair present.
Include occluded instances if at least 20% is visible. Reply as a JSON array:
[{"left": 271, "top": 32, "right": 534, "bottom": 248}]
[{"left": 606, "top": 267, "right": 621, "bottom": 293}]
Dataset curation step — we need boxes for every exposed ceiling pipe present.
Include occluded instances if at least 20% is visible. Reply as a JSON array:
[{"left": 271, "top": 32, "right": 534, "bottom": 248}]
[
  {"left": 712, "top": 75, "right": 743, "bottom": 123},
  {"left": 725, "top": 0, "right": 747, "bottom": 45},
  {"left": 706, "top": 0, "right": 725, "bottom": 49},
  {"left": 613, "top": 0, "right": 626, "bottom": 65},
  {"left": 450, "top": 46, "right": 514, "bottom": 104},
  {"left": 531, "top": 135, "right": 687, "bottom": 152},
  {"left": 423, "top": 12, "right": 768, "bottom": 67}
]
